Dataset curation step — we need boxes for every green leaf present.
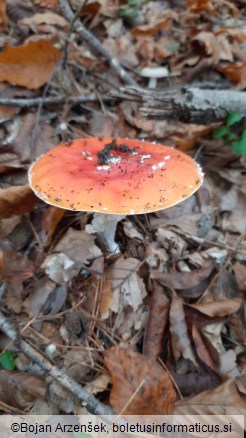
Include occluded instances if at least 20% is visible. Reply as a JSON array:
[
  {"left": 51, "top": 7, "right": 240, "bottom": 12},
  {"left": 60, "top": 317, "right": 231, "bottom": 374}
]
[
  {"left": 0, "top": 350, "right": 16, "bottom": 370},
  {"left": 226, "top": 111, "right": 242, "bottom": 127},
  {"left": 119, "top": 7, "right": 139, "bottom": 17},
  {"left": 226, "top": 133, "right": 238, "bottom": 141},
  {"left": 232, "top": 133, "right": 246, "bottom": 156},
  {"left": 127, "top": 0, "right": 139, "bottom": 5},
  {"left": 213, "top": 127, "right": 230, "bottom": 139}
]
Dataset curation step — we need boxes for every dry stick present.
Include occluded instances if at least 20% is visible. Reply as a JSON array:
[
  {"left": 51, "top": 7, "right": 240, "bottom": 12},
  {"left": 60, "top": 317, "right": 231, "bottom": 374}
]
[
  {"left": 0, "top": 311, "right": 114, "bottom": 416},
  {"left": 59, "top": 0, "right": 137, "bottom": 86},
  {"left": 0, "top": 94, "right": 111, "bottom": 107}
]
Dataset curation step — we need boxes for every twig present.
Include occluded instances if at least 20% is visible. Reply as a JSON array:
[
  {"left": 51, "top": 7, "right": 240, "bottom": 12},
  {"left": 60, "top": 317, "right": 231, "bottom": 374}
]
[
  {"left": 0, "top": 310, "right": 114, "bottom": 416},
  {"left": 62, "top": 0, "right": 89, "bottom": 71},
  {"left": 0, "top": 94, "right": 112, "bottom": 107},
  {"left": 59, "top": 0, "right": 137, "bottom": 86},
  {"left": 31, "top": 68, "right": 57, "bottom": 157}
]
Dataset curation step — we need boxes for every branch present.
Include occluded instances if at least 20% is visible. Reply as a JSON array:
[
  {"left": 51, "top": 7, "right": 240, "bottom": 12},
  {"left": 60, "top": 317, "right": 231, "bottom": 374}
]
[
  {"left": 110, "top": 86, "right": 246, "bottom": 123},
  {"left": 0, "top": 93, "right": 111, "bottom": 107},
  {"left": 0, "top": 310, "right": 114, "bottom": 416},
  {"left": 59, "top": 0, "right": 137, "bottom": 86}
]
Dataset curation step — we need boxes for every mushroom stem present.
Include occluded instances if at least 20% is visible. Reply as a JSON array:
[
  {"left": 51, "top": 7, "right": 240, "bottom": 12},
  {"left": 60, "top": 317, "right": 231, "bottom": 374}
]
[{"left": 85, "top": 213, "right": 126, "bottom": 253}]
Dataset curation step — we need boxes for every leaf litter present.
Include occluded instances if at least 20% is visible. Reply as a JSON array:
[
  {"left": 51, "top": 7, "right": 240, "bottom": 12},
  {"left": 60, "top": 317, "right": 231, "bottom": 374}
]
[{"left": 0, "top": 0, "right": 245, "bottom": 422}]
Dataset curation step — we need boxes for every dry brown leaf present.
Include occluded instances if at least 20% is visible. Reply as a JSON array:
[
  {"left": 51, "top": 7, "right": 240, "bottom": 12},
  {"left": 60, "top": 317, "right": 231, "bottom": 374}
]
[
  {"left": 85, "top": 374, "right": 110, "bottom": 395},
  {"left": 54, "top": 229, "right": 102, "bottom": 266},
  {"left": 152, "top": 265, "right": 213, "bottom": 298},
  {"left": 0, "top": 0, "right": 7, "bottom": 31},
  {"left": 0, "top": 240, "right": 34, "bottom": 284},
  {"left": 0, "top": 185, "right": 37, "bottom": 218},
  {"left": 98, "top": 277, "right": 113, "bottom": 319},
  {"left": 132, "top": 16, "right": 172, "bottom": 37},
  {"left": 189, "top": 297, "right": 242, "bottom": 317},
  {"left": 144, "top": 282, "right": 170, "bottom": 359},
  {"left": 234, "top": 261, "right": 246, "bottom": 293},
  {"left": 41, "top": 206, "right": 65, "bottom": 246},
  {"left": 0, "top": 371, "right": 46, "bottom": 410},
  {"left": 104, "top": 345, "right": 176, "bottom": 414},
  {"left": 170, "top": 294, "right": 198, "bottom": 367},
  {"left": 192, "top": 31, "right": 233, "bottom": 63},
  {"left": 186, "top": 0, "right": 216, "bottom": 12},
  {"left": 218, "top": 62, "right": 246, "bottom": 87},
  {"left": 174, "top": 378, "right": 246, "bottom": 415},
  {"left": 0, "top": 40, "right": 61, "bottom": 89},
  {"left": 32, "top": 0, "right": 59, "bottom": 9},
  {"left": 106, "top": 257, "right": 147, "bottom": 313},
  {"left": 20, "top": 12, "right": 67, "bottom": 29},
  {"left": 191, "top": 323, "right": 217, "bottom": 369}
]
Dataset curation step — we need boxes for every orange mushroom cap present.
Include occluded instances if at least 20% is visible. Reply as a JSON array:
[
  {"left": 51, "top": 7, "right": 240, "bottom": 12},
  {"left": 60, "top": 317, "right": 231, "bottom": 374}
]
[{"left": 28, "top": 137, "right": 203, "bottom": 215}]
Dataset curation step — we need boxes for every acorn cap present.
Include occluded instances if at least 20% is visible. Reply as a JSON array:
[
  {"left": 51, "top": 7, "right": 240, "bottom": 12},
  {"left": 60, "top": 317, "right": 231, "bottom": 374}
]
[{"left": 28, "top": 137, "right": 203, "bottom": 215}]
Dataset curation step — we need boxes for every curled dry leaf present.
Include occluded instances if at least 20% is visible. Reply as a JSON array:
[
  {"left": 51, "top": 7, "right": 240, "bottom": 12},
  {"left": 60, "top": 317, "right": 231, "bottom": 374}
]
[
  {"left": 0, "top": 40, "right": 61, "bottom": 89},
  {"left": 192, "top": 31, "right": 233, "bottom": 63},
  {"left": 152, "top": 265, "right": 213, "bottom": 298},
  {"left": 20, "top": 12, "right": 68, "bottom": 29},
  {"left": 0, "top": 370, "right": 46, "bottom": 410},
  {"left": 104, "top": 346, "right": 176, "bottom": 414},
  {"left": 144, "top": 282, "right": 170, "bottom": 360},
  {"left": 0, "top": 185, "right": 37, "bottom": 218},
  {"left": 191, "top": 323, "right": 218, "bottom": 370},
  {"left": 218, "top": 62, "right": 246, "bottom": 88},
  {"left": 170, "top": 294, "right": 198, "bottom": 367},
  {"left": 189, "top": 297, "right": 242, "bottom": 317},
  {"left": 174, "top": 377, "right": 246, "bottom": 416}
]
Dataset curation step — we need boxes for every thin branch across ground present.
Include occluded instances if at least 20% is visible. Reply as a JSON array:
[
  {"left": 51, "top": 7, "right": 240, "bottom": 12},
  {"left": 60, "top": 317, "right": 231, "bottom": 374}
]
[{"left": 0, "top": 310, "right": 114, "bottom": 416}]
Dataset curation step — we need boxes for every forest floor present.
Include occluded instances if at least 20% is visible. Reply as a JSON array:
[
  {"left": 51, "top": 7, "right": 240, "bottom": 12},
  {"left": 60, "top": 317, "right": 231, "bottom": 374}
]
[{"left": 0, "top": 0, "right": 245, "bottom": 424}]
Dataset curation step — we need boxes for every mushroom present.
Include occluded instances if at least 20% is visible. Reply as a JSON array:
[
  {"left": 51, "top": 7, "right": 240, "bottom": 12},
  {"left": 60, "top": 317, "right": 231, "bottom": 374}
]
[
  {"left": 28, "top": 137, "right": 203, "bottom": 253},
  {"left": 140, "top": 66, "right": 169, "bottom": 88}
]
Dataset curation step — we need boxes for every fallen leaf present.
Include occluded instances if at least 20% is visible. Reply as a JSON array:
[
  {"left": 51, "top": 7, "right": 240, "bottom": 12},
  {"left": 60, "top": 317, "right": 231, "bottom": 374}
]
[
  {"left": 0, "top": 0, "right": 7, "bottom": 31},
  {"left": 41, "top": 253, "right": 77, "bottom": 284},
  {"left": 41, "top": 206, "right": 65, "bottom": 246},
  {"left": 20, "top": 12, "right": 67, "bottom": 28},
  {"left": 0, "top": 40, "right": 61, "bottom": 89},
  {"left": 174, "top": 378, "right": 246, "bottom": 415},
  {"left": 98, "top": 277, "right": 113, "bottom": 319},
  {"left": 189, "top": 297, "right": 242, "bottom": 317},
  {"left": 54, "top": 229, "right": 102, "bottom": 266},
  {"left": 0, "top": 370, "right": 46, "bottom": 410},
  {"left": 234, "top": 261, "right": 246, "bottom": 293},
  {"left": 192, "top": 31, "right": 233, "bottom": 63},
  {"left": 132, "top": 16, "right": 172, "bottom": 37},
  {"left": 152, "top": 265, "right": 213, "bottom": 298},
  {"left": 33, "top": 0, "right": 59, "bottom": 8},
  {"left": 144, "top": 282, "right": 170, "bottom": 360},
  {"left": 191, "top": 323, "right": 218, "bottom": 369},
  {"left": 1, "top": 240, "right": 34, "bottom": 284},
  {"left": 218, "top": 62, "right": 246, "bottom": 88},
  {"left": 85, "top": 374, "right": 110, "bottom": 395},
  {"left": 105, "top": 345, "right": 176, "bottom": 414},
  {"left": 106, "top": 257, "right": 147, "bottom": 313},
  {"left": 169, "top": 294, "right": 198, "bottom": 367},
  {"left": 0, "top": 185, "right": 37, "bottom": 218},
  {"left": 186, "top": 0, "right": 216, "bottom": 12}
]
